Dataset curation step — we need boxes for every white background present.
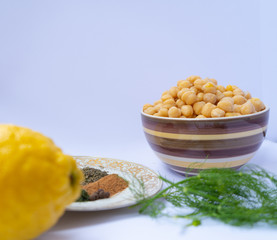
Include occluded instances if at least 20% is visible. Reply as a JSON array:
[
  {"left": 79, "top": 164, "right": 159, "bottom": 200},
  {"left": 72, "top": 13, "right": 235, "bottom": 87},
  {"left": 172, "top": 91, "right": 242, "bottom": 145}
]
[
  {"left": 1, "top": 0, "right": 276, "bottom": 148},
  {"left": 0, "top": 0, "right": 277, "bottom": 239}
]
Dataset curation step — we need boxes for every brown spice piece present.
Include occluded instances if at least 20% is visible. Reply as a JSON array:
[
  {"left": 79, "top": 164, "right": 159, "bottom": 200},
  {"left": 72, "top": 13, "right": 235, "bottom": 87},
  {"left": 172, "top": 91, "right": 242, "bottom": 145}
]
[
  {"left": 89, "top": 189, "right": 110, "bottom": 201},
  {"left": 83, "top": 174, "right": 128, "bottom": 196}
]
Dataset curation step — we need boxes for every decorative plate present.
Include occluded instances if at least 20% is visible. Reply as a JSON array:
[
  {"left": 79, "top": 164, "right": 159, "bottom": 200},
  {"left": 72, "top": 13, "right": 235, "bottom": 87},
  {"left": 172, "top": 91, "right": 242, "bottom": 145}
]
[{"left": 66, "top": 156, "right": 163, "bottom": 211}]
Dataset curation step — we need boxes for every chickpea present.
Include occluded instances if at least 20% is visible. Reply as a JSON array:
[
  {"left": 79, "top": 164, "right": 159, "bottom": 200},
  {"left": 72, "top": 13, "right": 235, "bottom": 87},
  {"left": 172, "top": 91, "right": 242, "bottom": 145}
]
[
  {"left": 209, "top": 78, "right": 218, "bottom": 85},
  {"left": 178, "top": 80, "right": 192, "bottom": 89},
  {"left": 233, "top": 104, "right": 242, "bottom": 113},
  {"left": 223, "top": 91, "right": 234, "bottom": 97},
  {"left": 217, "top": 98, "right": 234, "bottom": 112},
  {"left": 176, "top": 99, "right": 185, "bottom": 108},
  {"left": 190, "top": 86, "right": 199, "bottom": 94},
  {"left": 169, "top": 86, "right": 179, "bottom": 98},
  {"left": 196, "top": 115, "right": 207, "bottom": 119},
  {"left": 227, "top": 85, "right": 239, "bottom": 91},
  {"left": 202, "top": 82, "right": 217, "bottom": 94},
  {"left": 221, "top": 97, "right": 234, "bottom": 104},
  {"left": 194, "top": 79, "right": 208, "bottom": 90},
  {"left": 244, "top": 91, "right": 252, "bottom": 99},
  {"left": 177, "top": 80, "right": 184, "bottom": 86},
  {"left": 177, "top": 88, "right": 190, "bottom": 99},
  {"left": 162, "top": 91, "right": 169, "bottom": 96},
  {"left": 144, "top": 107, "right": 157, "bottom": 115},
  {"left": 168, "top": 106, "right": 181, "bottom": 118},
  {"left": 216, "top": 90, "right": 225, "bottom": 101},
  {"left": 193, "top": 101, "right": 205, "bottom": 115},
  {"left": 201, "top": 103, "right": 216, "bottom": 118},
  {"left": 158, "top": 107, "right": 169, "bottom": 117},
  {"left": 154, "top": 113, "right": 160, "bottom": 116},
  {"left": 180, "top": 115, "right": 187, "bottom": 118},
  {"left": 233, "top": 95, "right": 247, "bottom": 105},
  {"left": 181, "top": 105, "right": 194, "bottom": 117},
  {"left": 233, "top": 88, "right": 244, "bottom": 96},
  {"left": 203, "top": 93, "right": 217, "bottom": 104},
  {"left": 181, "top": 91, "right": 197, "bottom": 105},
  {"left": 143, "top": 103, "right": 152, "bottom": 111},
  {"left": 161, "top": 94, "right": 173, "bottom": 102},
  {"left": 154, "top": 99, "right": 162, "bottom": 105},
  {"left": 163, "top": 99, "right": 176, "bottom": 109},
  {"left": 250, "top": 98, "right": 265, "bottom": 112},
  {"left": 164, "top": 93, "right": 176, "bottom": 102},
  {"left": 154, "top": 103, "right": 163, "bottom": 111},
  {"left": 211, "top": 108, "right": 225, "bottom": 118},
  {"left": 197, "top": 92, "right": 204, "bottom": 101},
  {"left": 217, "top": 85, "right": 225, "bottom": 93},
  {"left": 226, "top": 85, "right": 234, "bottom": 91},
  {"left": 186, "top": 75, "right": 201, "bottom": 83},
  {"left": 180, "top": 91, "right": 189, "bottom": 102},
  {"left": 225, "top": 112, "right": 241, "bottom": 117},
  {"left": 240, "top": 100, "right": 256, "bottom": 115}
]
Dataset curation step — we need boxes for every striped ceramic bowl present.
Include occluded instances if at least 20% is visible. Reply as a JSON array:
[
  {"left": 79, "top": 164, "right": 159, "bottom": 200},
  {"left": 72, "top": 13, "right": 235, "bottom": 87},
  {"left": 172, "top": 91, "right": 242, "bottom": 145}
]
[{"left": 141, "top": 107, "right": 269, "bottom": 175}]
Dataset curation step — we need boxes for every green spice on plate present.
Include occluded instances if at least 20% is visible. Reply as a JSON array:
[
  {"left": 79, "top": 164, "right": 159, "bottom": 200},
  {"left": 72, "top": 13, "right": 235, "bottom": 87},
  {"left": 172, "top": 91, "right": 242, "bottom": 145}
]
[
  {"left": 81, "top": 167, "right": 108, "bottom": 185},
  {"left": 76, "top": 189, "right": 90, "bottom": 202}
]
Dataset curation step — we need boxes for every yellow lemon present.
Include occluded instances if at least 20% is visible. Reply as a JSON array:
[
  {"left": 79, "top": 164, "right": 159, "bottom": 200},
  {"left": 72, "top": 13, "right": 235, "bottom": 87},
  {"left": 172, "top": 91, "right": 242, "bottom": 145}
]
[{"left": 0, "top": 124, "right": 83, "bottom": 240}]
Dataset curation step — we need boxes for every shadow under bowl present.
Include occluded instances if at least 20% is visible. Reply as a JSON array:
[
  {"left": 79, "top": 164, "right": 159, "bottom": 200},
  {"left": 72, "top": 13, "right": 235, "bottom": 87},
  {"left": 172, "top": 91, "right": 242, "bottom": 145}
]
[{"left": 141, "top": 107, "right": 269, "bottom": 175}]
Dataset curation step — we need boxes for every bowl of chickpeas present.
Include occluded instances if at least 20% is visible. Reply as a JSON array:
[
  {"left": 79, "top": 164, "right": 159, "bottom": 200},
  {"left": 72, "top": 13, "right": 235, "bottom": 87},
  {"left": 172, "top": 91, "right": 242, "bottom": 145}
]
[{"left": 142, "top": 76, "right": 269, "bottom": 175}]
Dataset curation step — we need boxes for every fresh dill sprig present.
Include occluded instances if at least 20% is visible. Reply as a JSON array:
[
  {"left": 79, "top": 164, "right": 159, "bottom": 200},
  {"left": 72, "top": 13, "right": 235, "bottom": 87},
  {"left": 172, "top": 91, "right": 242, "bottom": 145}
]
[
  {"left": 134, "top": 166, "right": 277, "bottom": 227},
  {"left": 128, "top": 174, "right": 146, "bottom": 201}
]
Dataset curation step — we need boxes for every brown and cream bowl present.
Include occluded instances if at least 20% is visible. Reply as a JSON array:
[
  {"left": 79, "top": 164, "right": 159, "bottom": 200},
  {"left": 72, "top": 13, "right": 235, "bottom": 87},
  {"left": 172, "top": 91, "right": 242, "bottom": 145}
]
[{"left": 141, "top": 107, "right": 269, "bottom": 175}]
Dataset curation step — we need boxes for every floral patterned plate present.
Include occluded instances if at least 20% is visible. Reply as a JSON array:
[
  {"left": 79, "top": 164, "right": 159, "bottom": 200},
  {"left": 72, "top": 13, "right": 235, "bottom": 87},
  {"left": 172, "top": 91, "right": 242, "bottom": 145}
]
[{"left": 66, "top": 156, "right": 162, "bottom": 211}]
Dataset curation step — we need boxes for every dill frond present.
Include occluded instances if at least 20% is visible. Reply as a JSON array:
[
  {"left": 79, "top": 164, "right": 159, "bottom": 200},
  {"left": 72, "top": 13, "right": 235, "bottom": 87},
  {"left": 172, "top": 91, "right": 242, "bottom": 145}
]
[{"left": 136, "top": 166, "right": 277, "bottom": 227}]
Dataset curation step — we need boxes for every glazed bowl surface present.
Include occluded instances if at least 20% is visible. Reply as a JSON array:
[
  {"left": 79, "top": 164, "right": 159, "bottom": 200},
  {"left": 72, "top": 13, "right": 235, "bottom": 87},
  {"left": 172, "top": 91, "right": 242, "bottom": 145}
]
[{"left": 141, "top": 107, "right": 269, "bottom": 175}]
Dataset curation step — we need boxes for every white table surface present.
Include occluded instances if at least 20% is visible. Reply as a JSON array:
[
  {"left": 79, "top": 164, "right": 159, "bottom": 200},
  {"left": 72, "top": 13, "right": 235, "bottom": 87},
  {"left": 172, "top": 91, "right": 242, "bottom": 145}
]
[{"left": 38, "top": 139, "right": 277, "bottom": 240}]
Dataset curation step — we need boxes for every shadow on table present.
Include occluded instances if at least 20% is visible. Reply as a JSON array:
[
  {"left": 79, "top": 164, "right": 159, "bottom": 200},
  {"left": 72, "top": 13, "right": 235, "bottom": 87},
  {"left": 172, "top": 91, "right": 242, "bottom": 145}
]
[
  {"left": 37, "top": 232, "right": 76, "bottom": 240},
  {"left": 51, "top": 206, "right": 140, "bottom": 231}
]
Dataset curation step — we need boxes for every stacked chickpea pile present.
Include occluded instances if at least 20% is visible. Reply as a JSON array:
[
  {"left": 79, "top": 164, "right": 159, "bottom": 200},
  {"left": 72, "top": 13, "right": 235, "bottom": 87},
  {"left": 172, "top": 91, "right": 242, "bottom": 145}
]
[{"left": 143, "top": 76, "right": 265, "bottom": 118}]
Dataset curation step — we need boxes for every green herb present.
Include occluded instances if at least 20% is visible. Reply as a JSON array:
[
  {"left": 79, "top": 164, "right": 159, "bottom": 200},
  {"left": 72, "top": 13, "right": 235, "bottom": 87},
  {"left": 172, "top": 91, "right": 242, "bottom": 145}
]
[
  {"left": 81, "top": 167, "right": 108, "bottom": 185},
  {"left": 135, "top": 166, "right": 277, "bottom": 227},
  {"left": 76, "top": 189, "right": 90, "bottom": 202}
]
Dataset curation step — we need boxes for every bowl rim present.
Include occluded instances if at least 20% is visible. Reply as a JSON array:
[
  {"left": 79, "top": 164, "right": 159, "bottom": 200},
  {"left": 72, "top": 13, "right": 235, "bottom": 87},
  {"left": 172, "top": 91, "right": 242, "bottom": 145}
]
[{"left": 141, "top": 106, "right": 269, "bottom": 121}]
